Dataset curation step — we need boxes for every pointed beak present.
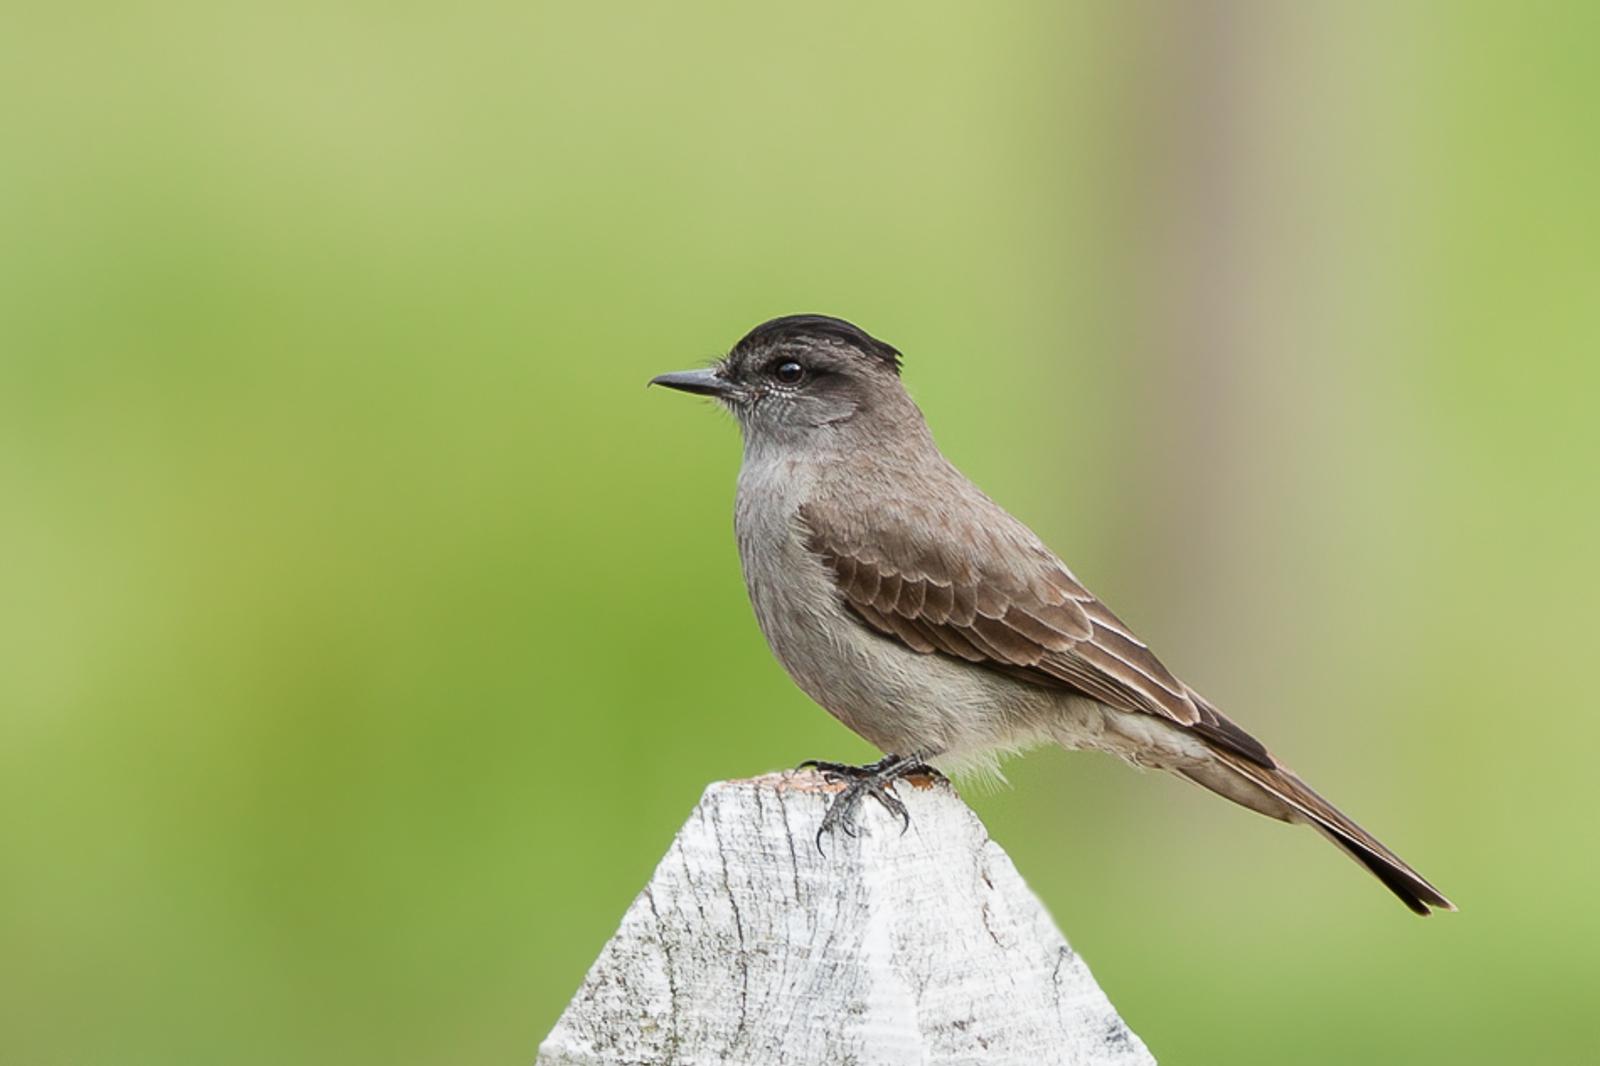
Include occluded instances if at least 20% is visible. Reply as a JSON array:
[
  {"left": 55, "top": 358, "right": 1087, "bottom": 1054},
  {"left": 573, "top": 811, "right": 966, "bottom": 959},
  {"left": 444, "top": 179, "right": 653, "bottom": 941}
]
[{"left": 648, "top": 368, "right": 733, "bottom": 398}]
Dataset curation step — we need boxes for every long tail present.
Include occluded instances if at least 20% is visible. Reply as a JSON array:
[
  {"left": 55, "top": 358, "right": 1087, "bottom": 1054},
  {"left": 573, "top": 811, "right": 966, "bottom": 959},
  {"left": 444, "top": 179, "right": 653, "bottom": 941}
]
[{"left": 1191, "top": 745, "right": 1455, "bottom": 915}]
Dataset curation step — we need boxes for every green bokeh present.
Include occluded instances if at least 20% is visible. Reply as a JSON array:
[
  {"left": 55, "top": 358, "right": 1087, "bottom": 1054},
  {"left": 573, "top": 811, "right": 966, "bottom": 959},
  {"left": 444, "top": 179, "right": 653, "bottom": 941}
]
[{"left": 3, "top": 3, "right": 1596, "bottom": 1063}]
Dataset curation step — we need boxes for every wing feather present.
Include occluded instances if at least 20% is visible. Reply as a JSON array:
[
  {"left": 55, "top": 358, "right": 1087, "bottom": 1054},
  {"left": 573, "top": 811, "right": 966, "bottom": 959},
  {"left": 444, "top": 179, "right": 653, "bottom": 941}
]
[{"left": 799, "top": 498, "right": 1273, "bottom": 765}]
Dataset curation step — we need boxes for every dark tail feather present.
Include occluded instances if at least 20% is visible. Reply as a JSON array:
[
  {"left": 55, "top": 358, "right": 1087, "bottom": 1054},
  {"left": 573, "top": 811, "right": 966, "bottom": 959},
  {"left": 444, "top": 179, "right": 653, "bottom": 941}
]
[{"left": 1203, "top": 749, "right": 1455, "bottom": 916}]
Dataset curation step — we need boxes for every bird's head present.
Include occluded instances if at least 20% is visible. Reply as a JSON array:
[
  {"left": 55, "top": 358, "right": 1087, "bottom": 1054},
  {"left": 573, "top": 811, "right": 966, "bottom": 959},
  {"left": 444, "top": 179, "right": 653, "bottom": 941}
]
[{"left": 650, "top": 314, "right": 911, "bottom": 451}]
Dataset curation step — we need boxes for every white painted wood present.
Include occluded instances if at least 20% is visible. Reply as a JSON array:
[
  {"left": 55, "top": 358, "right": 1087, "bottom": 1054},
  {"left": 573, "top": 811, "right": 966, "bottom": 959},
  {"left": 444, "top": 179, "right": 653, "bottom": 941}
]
[{"left": 538, "top": 770, "right": 1154, "bottom": 1065}]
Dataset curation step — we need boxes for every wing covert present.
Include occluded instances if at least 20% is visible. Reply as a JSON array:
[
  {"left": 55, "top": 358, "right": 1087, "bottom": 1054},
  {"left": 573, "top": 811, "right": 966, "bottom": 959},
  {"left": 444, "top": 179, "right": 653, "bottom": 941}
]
[{"left": 798, "top": 498, "right": 1270, "bottom": 764}]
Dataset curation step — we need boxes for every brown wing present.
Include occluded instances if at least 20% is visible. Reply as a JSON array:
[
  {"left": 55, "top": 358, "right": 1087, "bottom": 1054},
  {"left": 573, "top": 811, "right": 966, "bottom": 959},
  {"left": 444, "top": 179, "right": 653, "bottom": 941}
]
[{"left": 798, "top": 499, "right": 1272, "bottom": 767}]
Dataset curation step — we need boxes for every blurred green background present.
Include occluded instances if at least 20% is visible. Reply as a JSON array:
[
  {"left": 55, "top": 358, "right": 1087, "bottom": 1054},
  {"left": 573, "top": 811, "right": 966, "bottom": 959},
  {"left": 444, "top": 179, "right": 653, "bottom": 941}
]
[{"left": 3, "top": 2, "right": 1597, "bottom": 1063}]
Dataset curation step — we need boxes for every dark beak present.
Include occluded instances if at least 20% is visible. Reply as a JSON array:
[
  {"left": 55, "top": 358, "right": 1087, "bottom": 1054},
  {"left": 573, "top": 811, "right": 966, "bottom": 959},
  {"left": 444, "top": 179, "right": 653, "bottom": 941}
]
[{"left": 649, "top": 368, "right": 733, "bottom": 398}]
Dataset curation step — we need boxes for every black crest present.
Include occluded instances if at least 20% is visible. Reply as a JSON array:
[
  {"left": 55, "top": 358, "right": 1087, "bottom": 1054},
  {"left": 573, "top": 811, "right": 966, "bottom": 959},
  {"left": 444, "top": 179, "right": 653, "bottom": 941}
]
[{"left": 732, "top": 314, "right": 903, "bottom": 375}]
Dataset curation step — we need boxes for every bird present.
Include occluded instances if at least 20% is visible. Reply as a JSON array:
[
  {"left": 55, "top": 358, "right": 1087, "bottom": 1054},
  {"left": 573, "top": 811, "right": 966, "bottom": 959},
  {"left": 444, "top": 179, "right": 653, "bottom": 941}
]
[{"left": 649, "top": 313, "right": 1454, "bottom": 915}]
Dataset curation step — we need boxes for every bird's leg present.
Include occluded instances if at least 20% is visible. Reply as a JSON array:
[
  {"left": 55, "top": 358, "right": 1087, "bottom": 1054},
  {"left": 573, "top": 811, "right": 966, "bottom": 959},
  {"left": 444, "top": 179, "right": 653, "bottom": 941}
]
[{"left": 795, "top": 753, "right": 945, "bottom": 854}]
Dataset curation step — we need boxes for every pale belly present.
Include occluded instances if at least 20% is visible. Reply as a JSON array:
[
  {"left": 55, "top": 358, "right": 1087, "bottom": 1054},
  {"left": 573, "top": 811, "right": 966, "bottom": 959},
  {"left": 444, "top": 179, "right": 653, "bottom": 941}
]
[{"left": 734, "top": 462, "right": 1063, "bottom": 762}]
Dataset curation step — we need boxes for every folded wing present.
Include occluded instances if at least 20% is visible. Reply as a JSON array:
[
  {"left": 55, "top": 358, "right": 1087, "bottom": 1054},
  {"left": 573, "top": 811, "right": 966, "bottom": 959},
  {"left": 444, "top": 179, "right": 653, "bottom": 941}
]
[{"left": 798, "top": 497, "right": 1272, "bottom": 767}]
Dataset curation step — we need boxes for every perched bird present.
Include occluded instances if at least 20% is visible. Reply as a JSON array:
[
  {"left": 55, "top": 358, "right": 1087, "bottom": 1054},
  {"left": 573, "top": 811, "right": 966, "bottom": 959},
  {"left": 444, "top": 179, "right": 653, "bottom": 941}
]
[{"left": 651, "top": 314, "right": 1453, "bottom": 915}]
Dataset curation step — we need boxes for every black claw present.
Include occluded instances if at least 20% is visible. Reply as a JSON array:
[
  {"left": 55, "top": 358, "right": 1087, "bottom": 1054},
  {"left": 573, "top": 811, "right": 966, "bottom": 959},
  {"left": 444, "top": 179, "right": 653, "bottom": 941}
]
[
  {"left": 798, "top": 758, "right": 859, "bottom": 777},
  {"left": 886, "top": 792, "right": 911, "bottom": 835},
  {"left": 797, "top": 753, "right": 934, "bottom": 850}
]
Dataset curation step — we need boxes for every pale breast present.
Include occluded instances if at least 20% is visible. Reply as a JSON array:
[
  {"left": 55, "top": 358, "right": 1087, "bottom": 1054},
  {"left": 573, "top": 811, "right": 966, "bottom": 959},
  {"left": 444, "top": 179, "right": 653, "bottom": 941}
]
[{"left": 732, "top": 454, "right": 1060, "bottom": 759}]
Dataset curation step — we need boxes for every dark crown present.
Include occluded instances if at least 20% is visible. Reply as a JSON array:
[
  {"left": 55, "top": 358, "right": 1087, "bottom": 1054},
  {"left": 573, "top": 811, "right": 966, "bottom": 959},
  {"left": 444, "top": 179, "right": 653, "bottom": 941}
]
[{"left": 732, "top": 314, "right": 903, "bottom": 375}]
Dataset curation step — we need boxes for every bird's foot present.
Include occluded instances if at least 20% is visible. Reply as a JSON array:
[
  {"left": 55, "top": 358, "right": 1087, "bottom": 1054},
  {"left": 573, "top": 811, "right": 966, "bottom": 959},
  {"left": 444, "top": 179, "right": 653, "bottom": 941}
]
[{"left": 795, "top": 754, "right": 944, "bottom": 854}]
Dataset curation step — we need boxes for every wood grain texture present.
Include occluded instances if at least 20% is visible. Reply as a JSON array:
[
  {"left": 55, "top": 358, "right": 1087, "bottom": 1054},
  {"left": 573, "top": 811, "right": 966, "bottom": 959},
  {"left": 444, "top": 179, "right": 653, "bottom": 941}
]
[{"left": 537, "top": 771, "right": 1154, "bottom": 1065}]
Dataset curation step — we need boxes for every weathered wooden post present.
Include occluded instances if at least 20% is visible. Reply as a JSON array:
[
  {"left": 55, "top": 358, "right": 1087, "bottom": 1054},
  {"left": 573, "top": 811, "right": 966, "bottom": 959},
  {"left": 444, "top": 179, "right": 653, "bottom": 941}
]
[{"left": 537, "top": 770, "right": 1153, "bottom": 1065}]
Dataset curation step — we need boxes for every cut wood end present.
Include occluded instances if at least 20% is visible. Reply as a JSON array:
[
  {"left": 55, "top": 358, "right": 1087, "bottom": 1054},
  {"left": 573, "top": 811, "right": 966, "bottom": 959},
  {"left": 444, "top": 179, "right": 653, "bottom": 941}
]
[{"left": 538, "top": 771, "right": 1154, "bottom": 1064}]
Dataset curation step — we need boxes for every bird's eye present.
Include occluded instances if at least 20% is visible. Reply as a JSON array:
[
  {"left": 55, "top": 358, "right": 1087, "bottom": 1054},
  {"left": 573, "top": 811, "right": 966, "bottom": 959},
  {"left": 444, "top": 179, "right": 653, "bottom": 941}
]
[{"left": 773, "top": 361, "right": 805, "bottom": 385}]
